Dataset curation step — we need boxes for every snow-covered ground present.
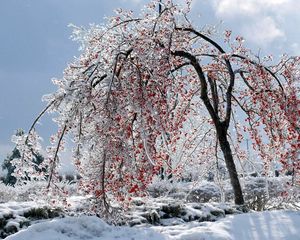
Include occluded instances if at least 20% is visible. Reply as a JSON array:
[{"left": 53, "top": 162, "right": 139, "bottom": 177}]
[
  {"left": 5, "top": 210, "right": 300, "bottom": 240},
  {"left": 153, "top": 210, "right": 300, "bottom": 240},
  {"left": 1, "top": 181, "right": 299, "bottom": 239},
  {"left": 5, "top": 216, "right": 162, "bottom": 240}
]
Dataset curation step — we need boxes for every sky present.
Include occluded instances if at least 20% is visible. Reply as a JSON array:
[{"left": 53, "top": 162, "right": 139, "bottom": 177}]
[{"left": 0, "top": 0, "right": 299, "bottom": 163}]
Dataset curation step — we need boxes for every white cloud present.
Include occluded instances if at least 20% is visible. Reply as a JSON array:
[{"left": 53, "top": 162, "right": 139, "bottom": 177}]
[
  {"left": 208, "top": 0, "right": 300, "bottom": 46},
  {"left": 214, "top": 0, "right": 258, "bottom": 17},
  {"left": 212, "top": 0, "right": 292, "bottom": 18},
  {"left": 242, "top": 16, "right": 285, "bottom": 45}
]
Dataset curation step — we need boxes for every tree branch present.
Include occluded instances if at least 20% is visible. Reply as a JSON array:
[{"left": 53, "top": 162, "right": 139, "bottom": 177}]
[
  {"left": 232, "top": 54, "right": 285, "bottom": 96},
  {"left": 47, "top": 123, "right": 68, "bottom": 188},
  {"left": 175, "top": 27, "right": 235, "bottom": 129},
  {"left": 172, "top": 50, "right": 219, "bottom": 124}
]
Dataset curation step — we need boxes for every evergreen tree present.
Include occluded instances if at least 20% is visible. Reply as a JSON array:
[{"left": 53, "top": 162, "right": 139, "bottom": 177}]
[
  {"left": 1, "top": 129, "right": 45, "bottom": 185},
  {"left": 2, "top": 146, "right": 20, "bottom": 185}
]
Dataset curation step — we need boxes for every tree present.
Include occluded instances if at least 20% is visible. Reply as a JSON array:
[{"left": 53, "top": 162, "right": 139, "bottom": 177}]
[
  {"left": 3, "top": 129, "right": 45, "bottom": 185},
  {"left": 2, "top": 145, "right": 20, "bottom": 185},
  {"left": 13, "top": 0, "right": 299, "bottom": 210}
]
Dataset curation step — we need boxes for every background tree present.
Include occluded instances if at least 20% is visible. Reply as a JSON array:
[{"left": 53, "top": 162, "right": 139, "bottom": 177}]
[
  {"left": 12, "top": 0, "right": 299, "bottom": 211},
  {"left": 2, "top": 147, "right": 20, "bottom": 186},
  {"left": 3, "top": 129, "right": 45, "bottom": 185}
]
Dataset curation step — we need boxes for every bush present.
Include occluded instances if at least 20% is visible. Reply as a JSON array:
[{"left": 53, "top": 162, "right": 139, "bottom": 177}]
[{"left": 186, "top": 182, "right": 221, "bottom": 203}]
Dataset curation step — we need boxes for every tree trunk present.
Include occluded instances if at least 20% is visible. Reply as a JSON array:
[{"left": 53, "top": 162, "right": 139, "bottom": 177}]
[{"left": 217, "top": 124, "right": 244, "bottom": 205}]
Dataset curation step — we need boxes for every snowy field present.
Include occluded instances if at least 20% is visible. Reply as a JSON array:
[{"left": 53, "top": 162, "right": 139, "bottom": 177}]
[{"left": 4, "top": 209, "right": 300, "bottom": 240}]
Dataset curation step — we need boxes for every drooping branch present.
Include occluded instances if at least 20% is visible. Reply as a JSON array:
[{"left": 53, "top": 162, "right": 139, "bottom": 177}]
[
  {"left": 172, "top": 50, "right": 219, "bottom": 125},
  {"left": 25, "top": 100, "right": 56, "bottom": 145},
  {"left": 106, "top": 49, "right": 133, "bottom": 106},
  {"left": 239, "top": 71, "right": 255, "bottom": 91},
  {"left": 231, "top": 54, "right": 285, "bottom": 96},
  {"left": 175, "top": 27, "right": 226, "bottom": 54},
  {"left": 194, "top": 52, "right": 285, "bottom": 94},
  {"left": 175, "top": 27, "right": 235, "bottom": 128},
  {"left": 47, "top": 122, "right": 68, "bottom": 188},
  {"left": 20, "top": 100, "right": 58, "bottom": 165}
]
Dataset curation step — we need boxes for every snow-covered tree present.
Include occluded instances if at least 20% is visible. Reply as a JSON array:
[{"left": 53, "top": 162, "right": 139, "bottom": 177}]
[
  {"left": 2, "top": 129, "right": 45, "bottom": 185},
  {"left": 13, "top": 0, "right": 299, "bottom": 211}
]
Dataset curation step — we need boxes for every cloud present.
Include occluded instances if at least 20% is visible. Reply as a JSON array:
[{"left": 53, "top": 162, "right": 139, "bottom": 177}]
[
  {"left": 242, "top": 16, "right": 285, "bottom": 45},
  {"left": 212, "top": 0, "right": 292, "bottom": 18},
  {"left": 207, "top": 0, "right": 300, "bottom": 46}
]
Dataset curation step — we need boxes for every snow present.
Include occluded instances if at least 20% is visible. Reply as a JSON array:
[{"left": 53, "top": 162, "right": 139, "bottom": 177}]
[
  {"left": 0, "top": 201, "right": 38, "bottom": 218},
  {"left": 5, "top": 210, "right": 300, "bottom": 240},
  {"left": 1, "top": 197, "right": 300, "bottom": 240},
  {"left": 6, "top": 215, "right": 165, "bottom": 240},
  {"left": 224, "top": 211, "right": 300, "bottom": 240},
  {"left": 153, "top": 210, "right": 300, "bottom": 240},
  {"left": 154, "top": 221, "right": 232, "bottom": 240}
]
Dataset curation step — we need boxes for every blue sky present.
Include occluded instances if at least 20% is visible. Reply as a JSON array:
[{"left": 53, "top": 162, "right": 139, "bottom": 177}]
[{"left": 0, "top": 0, "right": 299, "bottom": 161}]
